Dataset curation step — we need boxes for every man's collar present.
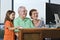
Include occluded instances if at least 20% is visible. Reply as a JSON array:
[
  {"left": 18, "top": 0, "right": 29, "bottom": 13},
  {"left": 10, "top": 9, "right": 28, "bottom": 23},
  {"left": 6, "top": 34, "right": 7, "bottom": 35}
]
[{"left": 18, "top": 16, "right": 27, "bottom": 21}]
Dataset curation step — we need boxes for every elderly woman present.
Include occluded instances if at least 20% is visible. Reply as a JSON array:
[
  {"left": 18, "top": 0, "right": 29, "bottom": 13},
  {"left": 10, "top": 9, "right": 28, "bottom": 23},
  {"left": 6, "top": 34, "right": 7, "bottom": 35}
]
[{"left": 29, "top": 9, "right": 44, "bottom": 28}]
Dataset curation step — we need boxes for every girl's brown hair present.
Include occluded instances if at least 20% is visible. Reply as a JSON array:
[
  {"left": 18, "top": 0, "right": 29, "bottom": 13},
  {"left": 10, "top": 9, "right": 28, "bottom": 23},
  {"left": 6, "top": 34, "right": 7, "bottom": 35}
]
[{"left": 4, "top": 10, "right": 15, "bottom": 23}]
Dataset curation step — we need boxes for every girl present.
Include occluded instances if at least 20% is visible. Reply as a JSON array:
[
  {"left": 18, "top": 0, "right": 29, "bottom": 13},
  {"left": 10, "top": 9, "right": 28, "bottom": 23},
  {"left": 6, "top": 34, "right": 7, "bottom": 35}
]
[{"left": 4, "top": 10, "right": 15, "bottom": 40}]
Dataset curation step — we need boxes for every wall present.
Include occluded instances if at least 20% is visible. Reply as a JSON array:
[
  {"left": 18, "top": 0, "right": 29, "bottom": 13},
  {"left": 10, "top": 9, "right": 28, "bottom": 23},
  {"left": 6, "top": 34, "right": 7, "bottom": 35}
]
[
  {"left": 0, "top": 0, "right": 1, "bottom": 22},
  {"left": 51, "top": 0, "right": 60, "bottom": 4},
  {"left": 1, "top": 0, "right": 12, "bottom": 23}
]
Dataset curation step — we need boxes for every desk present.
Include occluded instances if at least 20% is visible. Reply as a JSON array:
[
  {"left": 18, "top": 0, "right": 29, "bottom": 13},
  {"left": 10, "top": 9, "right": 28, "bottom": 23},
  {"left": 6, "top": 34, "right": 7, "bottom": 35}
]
[{"left": 18, "top": 28, "right": 60, "bottom": 40}]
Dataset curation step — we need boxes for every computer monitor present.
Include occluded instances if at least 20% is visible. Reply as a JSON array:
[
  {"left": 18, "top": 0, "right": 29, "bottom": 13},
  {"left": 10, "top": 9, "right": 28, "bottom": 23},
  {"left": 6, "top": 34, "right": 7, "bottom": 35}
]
[{"left": 46, "top": 3, "right": 60, "bottom": 24}]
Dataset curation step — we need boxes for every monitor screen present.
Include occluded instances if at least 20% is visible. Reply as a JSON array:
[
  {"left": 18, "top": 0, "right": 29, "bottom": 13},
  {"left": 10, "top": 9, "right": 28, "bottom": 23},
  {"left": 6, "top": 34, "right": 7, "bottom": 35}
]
[{"left": 46, "top": 3, "right": 60, "bottom": 24}]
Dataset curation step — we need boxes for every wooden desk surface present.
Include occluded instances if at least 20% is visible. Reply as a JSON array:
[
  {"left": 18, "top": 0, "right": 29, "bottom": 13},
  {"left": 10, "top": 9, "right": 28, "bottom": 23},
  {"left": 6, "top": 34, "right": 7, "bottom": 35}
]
[
  {"left": 18, "top": 28, "right": 60, "bottom": 33},
  {"left": 18, "top": 28, "right": 60, "bottom": 40}
]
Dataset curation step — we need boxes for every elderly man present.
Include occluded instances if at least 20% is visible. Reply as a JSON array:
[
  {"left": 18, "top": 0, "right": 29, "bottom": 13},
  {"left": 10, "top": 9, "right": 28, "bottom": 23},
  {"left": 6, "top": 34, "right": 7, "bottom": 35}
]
[{"left": 14, "top": 6, "right": 34, "bottom": 32}]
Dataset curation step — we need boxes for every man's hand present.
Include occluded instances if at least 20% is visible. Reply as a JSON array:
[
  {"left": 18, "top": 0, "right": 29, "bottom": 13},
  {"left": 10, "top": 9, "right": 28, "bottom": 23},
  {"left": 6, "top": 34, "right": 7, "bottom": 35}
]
[{"left": 16, "top": 26, "right": 23, "bottom": 29}]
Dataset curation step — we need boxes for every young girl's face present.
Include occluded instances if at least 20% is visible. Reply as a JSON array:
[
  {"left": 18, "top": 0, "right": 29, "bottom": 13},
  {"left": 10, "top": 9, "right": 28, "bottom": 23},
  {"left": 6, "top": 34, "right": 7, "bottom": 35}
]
[{"left": 10, "top": 13, "right": 15, "bottom": 20}]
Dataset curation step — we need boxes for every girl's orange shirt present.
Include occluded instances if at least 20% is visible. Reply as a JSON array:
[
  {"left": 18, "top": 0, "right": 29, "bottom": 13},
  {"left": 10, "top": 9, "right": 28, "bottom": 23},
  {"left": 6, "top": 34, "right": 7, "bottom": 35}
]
[{"left": 4, "top": 20, "right": 15, "bottom": 40}]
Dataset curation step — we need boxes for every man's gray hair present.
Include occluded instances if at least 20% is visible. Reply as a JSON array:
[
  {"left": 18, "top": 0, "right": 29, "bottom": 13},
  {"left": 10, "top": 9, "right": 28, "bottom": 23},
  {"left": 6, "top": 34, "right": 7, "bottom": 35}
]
[{"left": 18, "top": 6, "right": 26, "bottom": 12}]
